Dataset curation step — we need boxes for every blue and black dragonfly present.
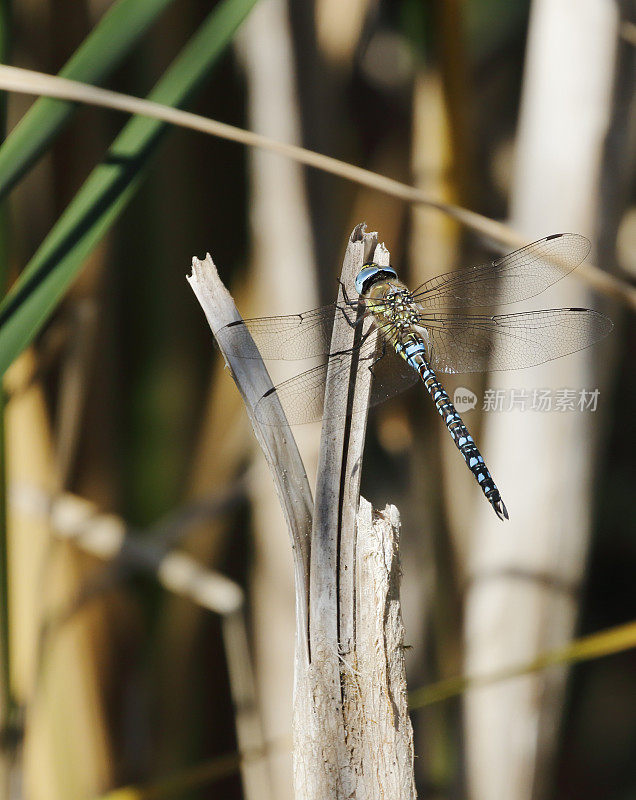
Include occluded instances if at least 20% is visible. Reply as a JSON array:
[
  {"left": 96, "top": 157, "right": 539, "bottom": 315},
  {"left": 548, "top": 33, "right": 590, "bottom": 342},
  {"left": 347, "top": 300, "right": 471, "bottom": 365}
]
[{"left": 223, "top": 234, "right": 612, "bottom": 521}]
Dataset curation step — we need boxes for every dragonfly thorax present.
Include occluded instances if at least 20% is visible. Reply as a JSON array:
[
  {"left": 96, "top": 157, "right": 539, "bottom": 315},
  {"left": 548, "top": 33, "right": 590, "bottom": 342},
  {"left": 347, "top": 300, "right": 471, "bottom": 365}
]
[
  {"left": 363, "top": 277, "right": 422, "bottom": 330},
  {"left": 355, "top": 264, "right": 420, "bottom": 326}
]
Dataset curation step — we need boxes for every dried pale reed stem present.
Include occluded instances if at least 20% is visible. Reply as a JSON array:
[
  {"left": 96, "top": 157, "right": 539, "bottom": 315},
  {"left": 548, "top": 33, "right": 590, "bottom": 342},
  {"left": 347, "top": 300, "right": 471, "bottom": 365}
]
[
  {"left": 0, "top": 64, "right": 632, "bottom": 308},
  {"left": 187, "top": 254, "right": 313, "bottom": 658},
  {"left": 188, "top": 228, "right": 415, "bottom": 799},
  {"left": 12, "top": 483, "right": 268, "bottom": 800},
  {"left": 294, "top": 224, "right": 415, "bottom": 800}
]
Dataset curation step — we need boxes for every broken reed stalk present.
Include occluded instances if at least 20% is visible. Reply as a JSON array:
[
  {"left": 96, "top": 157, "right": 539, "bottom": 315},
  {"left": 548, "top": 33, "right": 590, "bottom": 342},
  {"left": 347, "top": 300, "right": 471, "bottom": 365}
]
[
  {"left": 187, "top": 258, "right": 313, "bottom": 658},
  {"left": 188, "top": 224, "right": 415, "bottom": 800}
]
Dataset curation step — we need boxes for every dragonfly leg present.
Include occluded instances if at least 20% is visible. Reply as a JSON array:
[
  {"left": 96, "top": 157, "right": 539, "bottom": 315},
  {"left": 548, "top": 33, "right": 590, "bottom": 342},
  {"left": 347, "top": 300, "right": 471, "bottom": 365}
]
[
  {"left": 330, "top": 324, "right": 378, "bottom": 360},
  {"left": 368, "top": 340, "right": 387, "bottom": 376},
  {"left": 335, "top": 304, "right": 362, "bottom": 328},
  {"left": 334, "top": 284, "right": 371, "bottom": 329},
  {"left": 337, "top": 278, "right": 363, "bottom": 309}
]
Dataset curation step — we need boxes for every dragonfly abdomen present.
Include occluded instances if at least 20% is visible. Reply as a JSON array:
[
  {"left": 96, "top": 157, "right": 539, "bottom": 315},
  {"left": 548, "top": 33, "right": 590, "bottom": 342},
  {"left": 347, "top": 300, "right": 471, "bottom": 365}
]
[{"left": 393, "top": 333, "right": 509, "bottom": 521}]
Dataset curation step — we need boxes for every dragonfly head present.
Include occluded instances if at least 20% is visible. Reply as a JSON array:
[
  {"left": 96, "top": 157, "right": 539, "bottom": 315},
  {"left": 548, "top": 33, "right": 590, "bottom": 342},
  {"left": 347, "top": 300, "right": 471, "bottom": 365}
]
[{"left": 355, "top": 263, "right": 398, "bottom": 296}]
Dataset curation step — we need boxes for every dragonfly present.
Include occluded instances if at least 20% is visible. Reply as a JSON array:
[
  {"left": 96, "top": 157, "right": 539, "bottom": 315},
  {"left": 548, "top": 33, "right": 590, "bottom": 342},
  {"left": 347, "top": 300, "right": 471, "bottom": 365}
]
[{"left": 222, "top": 234, "right": 613, "bottom": 521}]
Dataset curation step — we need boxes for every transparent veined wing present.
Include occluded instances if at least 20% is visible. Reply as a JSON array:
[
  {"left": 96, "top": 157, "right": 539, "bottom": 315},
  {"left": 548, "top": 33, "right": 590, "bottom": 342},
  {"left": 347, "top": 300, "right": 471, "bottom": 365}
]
[
  {"left": 412, "top": 233, "right": 591, "bottom": 310},
  {"left": 221, "top": 303, "right": 365, "bottom": 360},
  {"left": 222, "top": 304, "right": 338, "bottom": 360},
  {"left": 218, "top": 234, "right": 591, "bottom": 361},
  {"left": 254, "top": 333, "right": 419, "bottom": 426},
  {"left": 418, "top": 308, "right": 613, "bottom": 374},
  {"left": 244, "top": 307, "right": 611, "bottom": 425}
]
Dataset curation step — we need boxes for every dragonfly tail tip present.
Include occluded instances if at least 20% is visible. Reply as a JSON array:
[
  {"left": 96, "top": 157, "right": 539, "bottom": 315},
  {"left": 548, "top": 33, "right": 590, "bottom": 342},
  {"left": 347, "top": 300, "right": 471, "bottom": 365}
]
[{"left": 492, "top": 497, "right": 509, "bottom": 521}]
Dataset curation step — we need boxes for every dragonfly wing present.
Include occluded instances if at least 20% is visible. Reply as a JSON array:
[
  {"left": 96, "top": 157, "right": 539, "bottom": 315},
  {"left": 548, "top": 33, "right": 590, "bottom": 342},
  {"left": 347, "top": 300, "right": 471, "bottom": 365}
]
[
  {"left": 367, "top": 344, "right": 420, "bottom": 408},
  {"left": 255, "top": 336, "right": 419, "bottom": 426},
  {"left": 255, "top": 360, "right": 332, "bottom": 425},
  {"left": 222, "top": 303, "right": 363, "bottom": 360},
  {"left": 412, "top": 233, "right": 591, "bottom": 309},
  {"left": 421, "top": 308, "right": 613, "bottom": 373}
]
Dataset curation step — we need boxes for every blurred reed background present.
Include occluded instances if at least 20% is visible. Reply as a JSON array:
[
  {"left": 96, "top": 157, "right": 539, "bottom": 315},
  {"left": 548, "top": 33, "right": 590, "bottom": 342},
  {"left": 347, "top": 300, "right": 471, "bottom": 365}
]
[{"left": 0, "top": 0, "right": 635, "bottom": 798}]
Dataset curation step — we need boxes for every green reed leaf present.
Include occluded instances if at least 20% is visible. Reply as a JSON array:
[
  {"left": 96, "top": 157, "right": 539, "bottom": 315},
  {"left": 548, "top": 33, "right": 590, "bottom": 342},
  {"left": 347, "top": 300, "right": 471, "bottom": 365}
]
[
  {"left": 0, "top": 0, "right": 178, "bottom": 200},
  {"left": 0, "top": 0, "right": 258, "bottom": 376}
]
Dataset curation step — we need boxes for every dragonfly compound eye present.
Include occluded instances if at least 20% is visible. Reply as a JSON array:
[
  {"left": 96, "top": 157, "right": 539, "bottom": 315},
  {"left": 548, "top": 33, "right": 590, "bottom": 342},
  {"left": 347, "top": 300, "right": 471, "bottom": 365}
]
[{"left": 355, "top": 264, "right": 399, "bottom": 295}]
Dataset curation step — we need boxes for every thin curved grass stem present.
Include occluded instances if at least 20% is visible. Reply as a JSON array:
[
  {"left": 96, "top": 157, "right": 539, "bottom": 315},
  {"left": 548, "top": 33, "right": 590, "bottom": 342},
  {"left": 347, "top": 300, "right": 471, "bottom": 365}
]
[{"left": 0, "top": 65, "right": 632, "bottom": 309}]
